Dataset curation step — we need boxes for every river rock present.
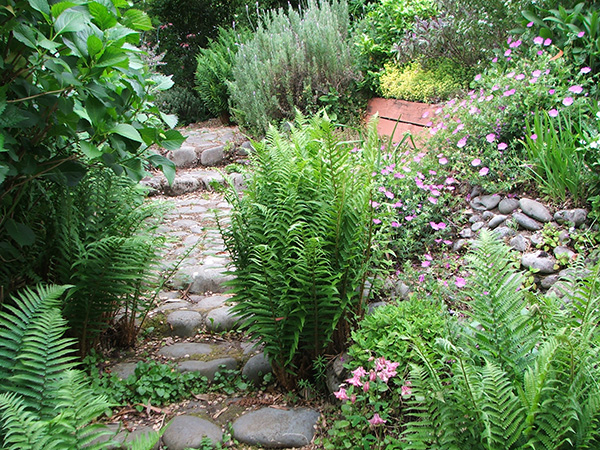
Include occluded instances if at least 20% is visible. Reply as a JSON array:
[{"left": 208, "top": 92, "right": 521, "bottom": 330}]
[
  {"left": 482, "top": 211, "right": 495, "bottom": 220},
  {"left": 513, "top": 212, "right": 542, "bottom": 231},
  {"left": 167, "top": 310, "right": 203, "bottom": 337},
  {"left": 200, "top": 145, "right": 225, "bottom": 166},
  {"left": 170, "top": 146, "right": 197, "bottom": 168},
  {"left": 178, "top": 358, "right": 238, "bottom": 380},
  {"left": 459, "top": 228, "right": 473, "bottom": 238},
  {"left": 471, "top": 221, "right": 485, "bottom": 232},
  {"left": 232, "top": 407, "right": 320, "bottom": 448},
  {"left": 206, "top": 306, "right": 239, "bottom": 332},
  {"left": 162, "top": 415, "right": 223, "bottom": 450},
  {"left": 498, "top": 198, "right": 520, "bottom": 214},
  {"left": 488, "top": 214, "right": 508, "bottom": 229},
  {"left": 554, "top": 209, "right": 588, "bottom": 227},
  {"left": 165, "top": 175, "right": 200, "bottom": 196},
  {"left": 519, "top": 198, "right": 552, "bottom": 223},
  {"left": 509, "top": 234, "right": 529, "bottom": 252},
  {"left": 158, "top": 342, "right": 213, "bottom": 359},
  {"left": 242, "top": 352, "right": 272, "bottom": 386},
  {"left": 541, "top": 274, "right": 560, "bottom": 289},
  {"left": 521, "top": 251, "right": 558, "bottom": 274},
  {"left": 470, "top": 194, "right": 501, "bottom": 211},
  {"left": 493, "top": 226, "right": 516, "bottom": 239},
  {"left": 554, "top": 246, "right": 575, "bottom": 261}
]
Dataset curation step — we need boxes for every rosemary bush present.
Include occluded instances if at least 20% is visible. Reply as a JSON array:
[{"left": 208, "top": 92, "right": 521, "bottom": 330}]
[
  {"left": 221, "top": 113, "right": 381, "bottom": 389},
  {"left": 228, "top": 0, "right": 360, "bottom": 134}
]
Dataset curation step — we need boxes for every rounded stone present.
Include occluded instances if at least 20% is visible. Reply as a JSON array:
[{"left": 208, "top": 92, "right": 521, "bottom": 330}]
[
  {"left": 162, "top": 415, "right": 223, "bottom": 450},
  {"left": 470, "top": 194, "right": 501, "bottom": 211},
  {"left": 459, "top": 228, "right": 473, "bottom": 238},
  {"left": 453, "top": 239, "right": 469, "bottom": 251},
  {"left": 177, "top": 358, "right": 238, "bottom": 381},
  {"left": 158, "top": 343, "right": 213, "bottom": 359},
  {"left": 554, "top": 246, "right": 575, "bottom": 261},
  {"left": 482, "top": 211, "right": 495, "bottom": 220},
  {"left": 170, "top": 146, "right": 197, "bottom": 168},
  {"left": 232, "top": 407, "right": 320, "bottom": 448},
  {"left": 194, "top": 295, "right": 230, "bottom": 311},
  {"left": 167, "top": 310, "right": 203, "bottom": 338},
  {"left": 111, "top": 362, "right": 138, "bottom": 380},
  {"left": 471, "top": 221, "right": 485, "bottom": 232},
  {"left": 509, "top": 234, "right": 529, "bottom": 252},
  {"left": 498, "top": 198, "right": 520, "bottom": 214},
  {"left": 513, "top": 212, "right": 542, "bottom": 231},
  {"left": 521, "top": 251, "right": 558, "bottom": 274},
  {"left": 541, "top": 274, "right": 560, "bottom": 289},
  {"left": 493, "top": 226, "right": 516, "bottom": 239},
  {"left": 206, "top": 306, "right": 239, "bottom": 332},
  {"left": 165, "top": 176, "right": 200, "bottom": 196},
  {"left": 125, "top": 426, "right": 160, "bottom": 450},
  {"left": 200, "top": 145, "right": 225, "bottom": 166},
  {"left": 242, "top": 352, "right": 272, "bottom": 386},
  {"left": 488, "top": 214, "right": 508, "bottom": 229},
  {"left": 519, "top": 198, "right": 552, "bottom": 223},
  {"left": 554, "top": 208, "right": 588, "bottom": 227}
]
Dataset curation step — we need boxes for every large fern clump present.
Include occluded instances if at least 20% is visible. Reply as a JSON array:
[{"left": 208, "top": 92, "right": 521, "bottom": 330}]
[
  {"left": 221, "top": 113, "right": 381, "bottom": 389},
  {"left": 402, "top": 231, "right": 600, "bottom": 449}
]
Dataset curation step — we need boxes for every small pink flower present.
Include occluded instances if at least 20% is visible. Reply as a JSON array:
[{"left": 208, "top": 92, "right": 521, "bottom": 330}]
[
  {"left": 492, "top": 57, "right": 498, "bottom": 63},
  {"left": 581, "top": 67, "right": 592, "bottom": 74},
  {"left": 549, "top": 89, "right": 556, "bottom": 95},
  {"left": 563, "top": 97, "right": 574, "bottom": 106},
  {"left": 498, "top": 142, "right": 508, "bottom": 151},
  {"left": 474, "top": 74, "right": 482, "bottom": 81},
  {"left": 568, "top": 85, "right": 583, "bottom": 94},
  {"left": 527, "top": 21, "right": 534, "bottom": 27},
  {"left": 509, "top": 39, "right": 522, "bottom": 48},
  {"left": 486, "top": 133, "right": 496, "bottom": 143},
  {"left": 363, "top": 381, "right": 370, "bottom": 392},
  {"left": 530, "top": 133, "right": 538, "bottom": 141},
  {"left": 401, "top": 383, "right": 412, "bottom": 396},
  {"left": 548, "top": 108, "right": 559, "bottom": 117},
  {"left": 471, "top": 158, "right": 481, "bottom": 166},
  {"left": 504, "top": 49, "right": 512, "bottom": 57},
  {"left": 479, "top": 167, "right": 489, "bottom": 176},
  {"left": 334, "top": 387, "right": 349, "bottom": 401},
  {"left": 503, "top": 88, "right": 516, "bottom": 97},
  {"left": 418, "top": 274, "right": 425, "bottom": 283},
  {"left": 368, "top": 413, "right": 386, "bottom": 426},
  {"left": 534, "top": 36, "right": 544, "bottom": 45},
  {"left": 457, "top": 137, "right": 468, "bottom": 148},
  {"left": 491, "top": 84, "right": 500, "bottom": 91},
  {"left": 391, "top": 221, "right": 400, "bottom": 228},
  {"left": 515, "top": 73, "right": 525, "bottom": 81},
  {"left": 577, "top": 31, "right": 585, "bottom": 38},
  {"left": 421, "top": 260, "right": 431, "bottom": 268},
  {"left": 405, "top": 215, "right": 414, "bottom": 221},
  {"left": 428, "top": 197, "right": 438, "bottom": 205},
  {"left": 544, "top": 38, "right": 552, "bottom": 46},
  {"left": 430, "top": 221, "right": 447, "bottom": 231},
  {"left": 532, "top": 70, "right": 541, "bottom": 77},
  {"left": 439, "top": 157, "right": 448, "bottom": 165},
  {"left": 455, "top": 277, "right": 466, "bottom": 288},
  {"left": 385, "top": 191, "right": 395, "bottom": 199},
  {"left": 373, "top": 218, "right": 382, "bottom": 224},
  {"left": 507, "top": 71, "right": 515, "bottom": 78}
]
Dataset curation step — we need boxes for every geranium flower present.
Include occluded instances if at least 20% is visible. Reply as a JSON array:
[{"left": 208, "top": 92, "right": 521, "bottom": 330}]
[
  {"left": 439, "top": 157, "right": 448, "bottom": 165},
  {"left": 568, "top": 85, "right": 583, "bottom": 94},
  {"left": 503, "top": 88, "right": 516, "bottom": 97},
  {"left": 581, "top": 67, "right": 592, "bottom": 74},
  {"left": 577, "top": 31, "right": 585, "bottom": 38},
  {"left": 457, "top": 136, "right": 468, "bottom": 148},
  {"left": 391, "top": 221, "right": 400, "bottom": 228},
  {"left": 455, "top": 277, "right": 466, "bottom": 288},
  {"left": 504, "top": 49, "right": 511, "bottom": 56},
  {"left": 373, "top": 218, "right": 382, "bottom": 224},
  {"left": 479, "top": 167, "right": 489, "bottom": 176},
  {"left": 474, "top": 74, "right": 482, "bottom": 81},
  {"left": 563, "top": 97, "right": 574, "bottom": 106},
  {"left": 532, "top": 69, "right": 541, "bottom": 77},
  {"left": 486, "top": 133, "right": 496, "bottom": 143},
  {"left": 544, "top": 38, "right": 552, "bottom": 46},
  {"left": 530, "top": 134, "right": 538, "bottom": 140},
  {"left": 548, "top": 109, "right": 558, "bottom": 117},
  {"left": 533, "top": 36, "right": 544, "bottom": 45},
  {"left": 430, "top": 221, "right": 446, "bottom": 231},
  {"left": 471, "top": 158, "right": 481, "bottom": 166}
]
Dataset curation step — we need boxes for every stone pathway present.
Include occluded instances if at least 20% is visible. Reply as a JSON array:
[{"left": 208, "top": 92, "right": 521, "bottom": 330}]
[{"left": 107, "top": 125, "right": 322, "bottom": 449}]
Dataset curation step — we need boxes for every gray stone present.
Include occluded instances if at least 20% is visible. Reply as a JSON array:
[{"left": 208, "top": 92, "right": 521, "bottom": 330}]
[
  {"left": 519, "top": 198, "right": 552, "bottom": 223},
  {"left": 111, "top": 362, "right": 137, "bottom": 380},
  {"left": 521, "top": 251, "right": 558, "bottom": 274},
  {"left": 165, "top": 176, "right": 200, "bottom": 196},
  {"left": 367, "top": 301, "right": 387, "bottom": 314},
  {"left": 471, "top": 221, "right": 485, "bottom": 232},
  {"left": 326, "top": 353, "right": 350, "bottom": 395},
  {"left": 541, "top": 274, "right": 560, "bottom": 289},
  {"left": 493, "top": 226, "right": 516, "bottom": 239},
  {"left": 482, "top": 211, "right": 495, "bottom": 220},
  {"left": 559, "top": 230, "right": 571, "bottom": 245},
  {"left": 242, "top": 352, "right": 272, "bottom": 386},
  {"left": 394, "top": 281, "right": 411, "bottom": 300},
  {"left": 141, "top": 176, "right": 165, "bottom": 195},
  {"left": 194, "top": 295, "right": 230, "bottom": 311},
  {"left": 242, "top": 341, "right": 262, "bottom": 355},
  {"left": 162, "top": 415, "right": 223, "bottom": 450},
  {"left": 200, "top": 145, "right": 225, "bottom": 166},
  {"left": 559, "top": 267, "right": 592, "bottom": 280},
  {"left": 510, "top": 234, "right": 529, "bottom": 252},
  {"left": 241, "top": 140, "right": 253, "bottom": 151},
  {"left": 167, "top": 310, "right": 203, "bottom": 337},
  {"left": 453, "top": 239, "right": 469, "bottom": 251},
  {"left": 178, "top": 358, "right": 237, "bottom": 380},
  {"left": 554, "top": 246, "right": 575, "bottom": 261},
  {"left": 206, "top": 306, "right": 238, "bottom": 332},
  {"left": 199, "top": 173, "right": 226, "bottom": 191},
  {"left": 229, "top": 173, "right": 246, "bottom": 192},
  {"left": 172, "top": 265, "right": 234, "bottom": 295},
  {"left": 170, "top": 146, "right": 197, "bottom": 168},
  {"left": 488, "top": 215, "right": 508, "bottom": 229},
  {"left": 232, "top": 407, "right": 320, "bottom": 448},
  {"left": 530, "top": 233, "right": 543, "bottom": 247},
  {"left": 513, "top": 212, "right": 543, "bottom": 231},
  {"left": 554, "top": 209, "right": 588, "bottom": 227},
  {"left": 469, "top": 215, "right": 482, "bottom": 224},
  {"left": 498, "top": 198, "right": 520, "bottom": 214},
  {"left": 125, "top": 426, "right": 160, "bottom": 450},
  {"left": 470, "top": 194, "right": 501, "bottom": 211},
  {"left": 459, "top": 228, "right": 473, "bottom": 239},
  {"left": 158, "top": 343, "right": 213, "bottom": 359}
]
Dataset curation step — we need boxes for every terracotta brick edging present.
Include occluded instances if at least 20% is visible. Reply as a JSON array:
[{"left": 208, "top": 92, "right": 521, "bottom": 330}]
[{"left": 365, "top": 98, "right": 440, "bottom": 144}]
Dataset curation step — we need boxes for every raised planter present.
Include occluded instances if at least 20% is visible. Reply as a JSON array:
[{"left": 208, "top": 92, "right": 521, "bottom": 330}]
[{"left": 365, "top": 98, "right": 439, "bottom": 144}]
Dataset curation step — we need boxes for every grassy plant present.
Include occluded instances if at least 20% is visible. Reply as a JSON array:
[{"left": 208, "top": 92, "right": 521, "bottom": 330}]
[{"left": 221, "top": 113, "right": 381, "bottom": 389}]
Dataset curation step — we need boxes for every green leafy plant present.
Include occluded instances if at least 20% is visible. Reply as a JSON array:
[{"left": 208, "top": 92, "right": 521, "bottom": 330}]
[
  {"left": 536, "top": 223, "right": 562, "bottom": 252},
  {"left": 155, "top": 85, "right": 209, "bottom": 125},
  {"left": 0, "top": 284, "right": 161, "bottom": 449},
  {"left": 221, "top": 113, "right": 381, "bottom": 389},
  {"left": 401, "top": 231, "right": 600, "bottom": 448},
  {"left": 228, "top": 0, "right": 361, "bottom": 134}
]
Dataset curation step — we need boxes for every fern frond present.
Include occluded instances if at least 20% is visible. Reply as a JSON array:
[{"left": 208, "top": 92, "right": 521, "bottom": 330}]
[{"left": 0, "top": 392, "right": 54, "bottom": 450}]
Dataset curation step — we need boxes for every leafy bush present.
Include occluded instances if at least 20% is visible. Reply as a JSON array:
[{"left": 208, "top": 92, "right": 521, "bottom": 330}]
[
  {"left": 221, "top": 113, "right": 381, "bottom": 389},
  {"left": 195, "top": 27, "right": 250, "bottom": 122},
  {"left": 228, "top": 0, "right": 361, "bottom": 134},
  {"left": 156, "top": 85, "right": 209, "bottom": 125},
  {"left": 379, "top": 59, "right": 468, "bottom": 103},
  {"left": 0, "top": 285, "right": 161, "bottom": 449}
]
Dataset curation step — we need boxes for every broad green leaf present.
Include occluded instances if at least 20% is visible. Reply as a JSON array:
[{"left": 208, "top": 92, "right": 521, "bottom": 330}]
[
  {"left": 88, "top": 1, "right": 117, "bottom": 30},
  {"left": 12, "top": 27, "right": 37, "bottom": 48},
  {"left": 123, "top": 9, "right": 152, "bottom": 31},
  {"left": 54, "top": 10, "right": 88, "bottom": 35},
  {"left": 147, "top": 154, "right": 175, "bottom": 185},
  {"left": 96, "top": 49, "right": 129, "bottom": 68},
  {"left": 159, "top": 129, "right": 185, "bottom": 150},
  {"left": 111, "top": 123, "right": 142, "bottom": 142},
  {"left": 80, "top": 141, "right": 102, "bottom": 158},
  {"left": 37, "top": 37, "right": 61, "bottom": 51},
  {"left": 44, "top": 160, "right": 87, "bottom": 186},
  {"left": 28, "top": 0, "right": 50, "bottom": 16},
  {"left": 5, "top": 219, "right": 36, "bottom": 247},
  {"left": 0, "top": 164, "right": 8, "bottom": 185},
  {"left": 105, "top": 24, "right": 138, "bottom": 43},
  {"left": 160, "top": 112, "right": 178, "bottom": 129},
  {"left": 87, "top": 34, "right": 103, "bottom": 57},
  {"left": 85, "top": 96, "right": 106, "bottom": 126},
  {"left": 51, "top": 1, "right": 77, "bottom": 18},
  {"left": 152, "top": 74, "right": 174, "bottom": 91}
]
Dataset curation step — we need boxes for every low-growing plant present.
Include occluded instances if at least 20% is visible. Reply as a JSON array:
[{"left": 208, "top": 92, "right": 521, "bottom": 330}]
[{"left": 156, "top": 85, "right": 209, "bottom": 125}]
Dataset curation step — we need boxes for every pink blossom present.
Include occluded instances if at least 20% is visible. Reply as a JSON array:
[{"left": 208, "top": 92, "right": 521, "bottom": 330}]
[
  {"left": 428, "top": 197, "right": 438, "bottom": 205},
  {"left": 422, "top": 111, "right": 429, "bottom": 118},
  {"left": 534, "top": 36, "right": 544, "bottom": 45},
  {"left": 491, "top": 84, "right": 500, "bottom": 91},
  {"left": 405, "top": 215, "right": 414, "bottom": 221},
  {"left": 439, "top": 157, "right": 448, "bottom": 165},
  {"left": 532, "top": 69, "right": 541, "bottom": 77},
  {"left": 563, "top": 97, "right": 574, "bottom": 106},
  {"left": 530, "top": 134, "right": 538, "bottom": 141},
  {"left": 334, "top": 387, "right": 349, "bottom": 401},
  {"left": 509, "top": 39, "right": 522, "bottom": 48},
  {"left": 516, "top": 73, "right": 525, "bottom": 81},
  {"left": 418, "top": 274, "right": 425, "bottom": 283},
  {"left": 444, "top": 240, "right": 453, "bottom": 245},
  {"left": 373, "top": 218, "right": 382, "bottom": 225},
  {"left": 548, "top": 108, "right": 559, "bottom": 117},
  {"left": 503, "top": 88, "right": 516, "bottom": 97},
  {"left": 486, "top": 133, "right": 496, "bottom": 143},
  {"left": 429, "top": 170, "right": 437, "bottom": 175},
  {"left": 549, "top": 89, "right": 556, "bottom": 95},
  {"left": 479, "top": 167, "right": 489, "bottom": 176},
  {"left": 507, "top": 71, "right": 515, "bottom": 78},
  {"left": 455, "top": 277, "right": 466, "bottom": 288},
  {"left": 577, "top": 31, "right": 585, "bottom": 38},
  {"left": 401, "top": 382, "right": 412, "bottom": 396},
  {"left": 498, "top": 142, "right": 508, "bottom": 150},
  {"left": 474, "top": 74, "right": 482, "bottom": 81},
  {"left": 568, "top": 85, "right": 583, "bottom": 94},
  {"left": 581, "top": 66, "right": 592, "bottom": 74},
  {"left": 544, "top": 38, "right": 552, "bottom": 46},
  {"left": 368, "top": 413, "right": 386, "bottom": 426},
  {"left": 471, "top": 158, "right": 481, "bottom": 166},
  {"left": 346, "top": 367, "right": 366, "bottom": 386},
  {"left": 492, "top": 57, "right": 498, "bottom": 63},
  {"left": 527, "top": 21, "right": 534, "bottom": 27},
  {"left": 421, "top": 260, "right": 431, "bottom": 268},
  {"left": 385, "top": 191, "right": 395, "bottom": 199},
  {"left": 504, "top": 49, "right": 512, "bottom": 57},
  {"left": 430, "top": 221, "right": 447, "bottom": 231},
  {"left": 457, "top": 137, "right": 468, "bottom": 148},
  {"left": 363, "top": 381, "right": 370, "bottom": 392},
  {"left": 445, "top": 177, "right": 456, "bottom": 185},
  {"left": 391, "top": 221, "right": 400, "bottom": 228}
]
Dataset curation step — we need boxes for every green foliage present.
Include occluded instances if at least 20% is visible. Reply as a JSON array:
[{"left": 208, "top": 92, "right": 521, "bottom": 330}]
[
  {"left": 221, "top": 113, "right": 380, "bottom": 388},
  {"left": 195, "top": 27, "right": 250, "bottom": 121},
  {"left": 156, "top": 85, "right": 209, "bottom": 125},
  {"left": 228, "top": 0, "right": 361, "bottom": 134},
  {"left": 379, "top": 60, "right": 468, "bottom": 103},
  {"left": 522, "top": 108, "right": 596, "bottom": 204},
  {"left": 0, "top": 284, "right": 160, "bottom": 450},
  {"left": 401, "top": 231, "right": 600, "bottom": 449}
]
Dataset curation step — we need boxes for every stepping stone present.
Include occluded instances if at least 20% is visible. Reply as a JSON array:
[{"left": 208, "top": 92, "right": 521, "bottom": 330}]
[
  {"left": 172, "top": 265, "right": 234, "bottom": 295},
  {"left": 513, "top": 212, "right": 542, "bottom": 231},
  {"left": 470, "top": 194, "right": 501, "bottom": 211},
  {"left": 165, "top": 175, "right": 201, "bottom": 196},
  {"left": 206, "top": 306, "right": 239, "bottom": 332},
  {"left": 201, "top": 145, "right": 225, "bottom": 166},
  {"left": 170, "top": 146, "right": 197, "bottom": 168},
  {"left": 498, "top": 198, "right": 519, "bottom": 214},
  {"left": 555, "top": 208, "right": 588, "bottom": 227},
  {"left": 154, "top": 301, "right": 192, "bottom": 313},
  {"left": 194, "top": 295, "right": 230, "bottom": 311},
  {"left": 522, "top": 251, "right": 558, "bottom": 274},
  {"left": 111, "top": 362, "right": 137, "bottom": 380},
  {"left": 162, "top": 415, "right": 223, "bottom": 450},
  {"left": 488, "top": 214, "right": 508, "bottom": 229},
  {"left": 167, "top": 310, "right": 203, "bottom": 337},
  {"left": 519, "top": 198, "right": 552, "bottom": 223},
  {"left": 158, "top": 343, "right": 213, "bottom": 359},
  {"left": 242, "top": 352, "right": 272, "bottom": 386},
  {"left": 178, "top": 357, "right": 238, "bottom": 381},
  {"left": 232, "top": 407, "right": 320, "bottom": 448}
]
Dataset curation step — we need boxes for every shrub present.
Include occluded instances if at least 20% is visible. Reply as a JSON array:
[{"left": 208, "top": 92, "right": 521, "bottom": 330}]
[
  {"left": 228, "top": 0, "right": 361, "bottom": 134},
  {"left": 221, "top": 113, "right": 381, "bottom": 389},
  {"left": 379, "top": 59, "right": 469, "bottom": 103},
  {"left": 195, "top": 27, "right": 250, "bottom": 122},
  {"left": 156, "top": 85, "right": 209, "bottom": 125}
]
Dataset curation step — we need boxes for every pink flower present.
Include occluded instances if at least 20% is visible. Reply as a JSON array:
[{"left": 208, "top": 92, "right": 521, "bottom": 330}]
[
  {"left": 516, "top": 73, "right": 525, "bottom": 81},
  {"left": 563, "top": 97, "right": 574, "bottom": 106},
  {"left": 577, "top": 31, "right": 585, "bottom": 38},
  {"left": 373, "top": 218, "right": 382, "bottom": 225},
  {"left": 581, "top": 67, "right": 592, "bottom": 74},
  {"left": 439, "top": 157, "right": 448, "bottom": 165},
  {"left": 474, "top": 74, "right": 482, "bottom": 81},
  {"left": 549, "top": 89, "right": 556, "bottom": 95},
  {"left": 492, "top": 57, "right": 498, "bottom": 63},
  {"left": 479, "top": 167, "right": 489, "bottom": 176},
  {"left": 507, "top": 71, "right": 515, "bottom": 78},
  {"left": 486, "top": 133, "right": 496, "bottom": 143},
  {"left": 421, "top": 260, "right": 431, "bottom": 268},
  {"left": 418, "top": 274, "right": 425, "bottom": 283},
  {"left": 503, "top": 88, "right": 516, "bottom": 97},
  {"left": 544, "top": 38, "right": 552, "bottom": 46},
  {"left": 498, "top": 142, "right": 508, "bottom": 151},
  {"left": 428, "top": 197, "right": 438, "bottom": 205},
  {"left": 471, "top": 158, "right": 481, "bottom": 166},
  {"left": 391, "top": 221, "right": 400, "bottom": 228},
  {"left": 509, "top": 39, "right": 522, "bottom": 48},
  {"left": 504, "top": 49, "right": 512, "bottom": 57},
  {"left": 548, "top": 108, "right": 559, "bottom": 117},
  {"left": 430, "top": 221, "right": 447, "bottom": 231},
  {"left": 530, "top": 133, "right": 538, "bottom": 141},
  {"left": 527, "top": 21, "right": 534, "bottom": 27},
  {"left": 385, "top": 191, "right": 395, "bottom": 199},
  {"left": 401, "top": 382, "right": 412, "bottom": 396},
  {"left": 368, "top": 413, "right": 386, "bottom": 426},
  {"left": 455, "top": 277, "right": 466, "bottom": 288},
  {"left": 346, "top": 367, "right": 366, "bottom": 386},
  {"left": 457, "top": 136, "right": 468, "bottom": 148},
  {"left": 568, "top": 85, "right": 583, "bottom": 94},
  {"left": 334, "top": 387, "right": 349, "bottom": 401},
  {"left": 405, "top": 215, "right": 414, "bottom": 221},
  {"left": 534, "top": 36, "right": 544, "bottom": 45},
  {"left": 532, "top": 70, "right": 541, "bottom": 77},
  {"left": 362, "top": 381, "right": 370, "bottom": 392}
]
